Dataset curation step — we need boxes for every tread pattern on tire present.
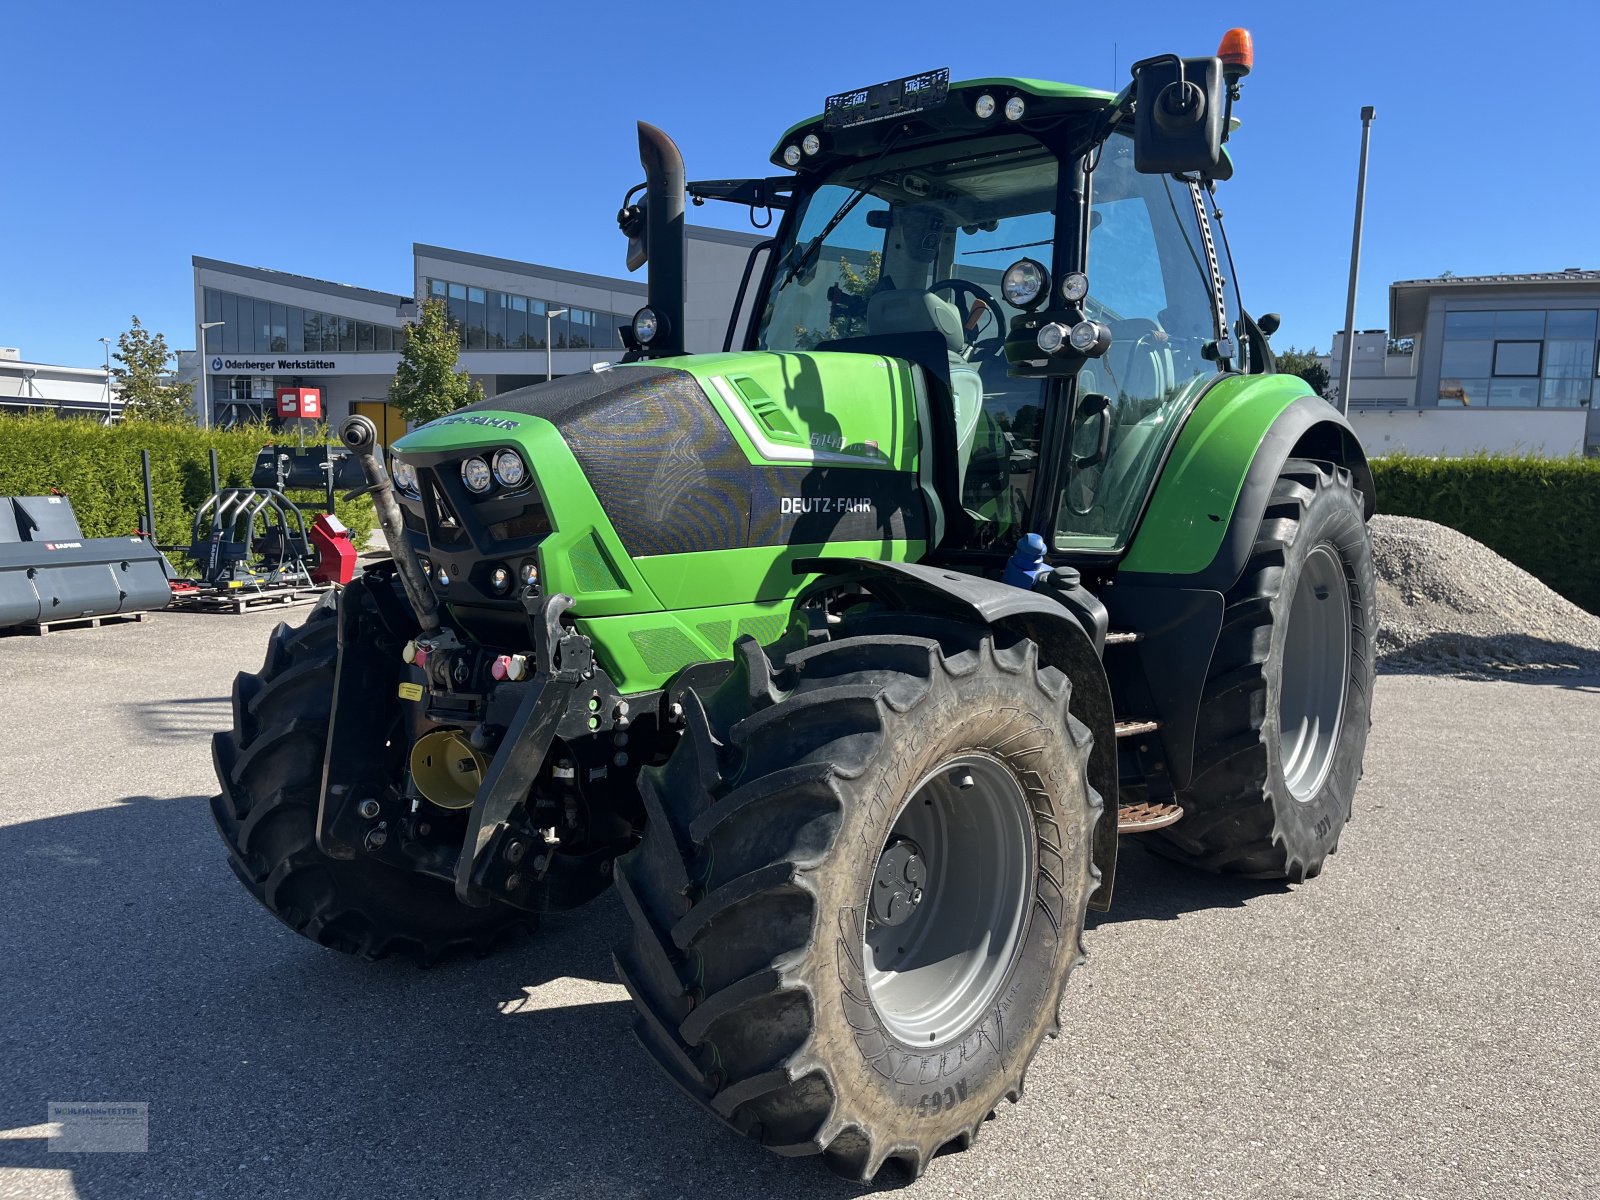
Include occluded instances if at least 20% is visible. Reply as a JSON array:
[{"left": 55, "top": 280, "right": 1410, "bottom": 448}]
[
  {"left": 614, "top": 612, "right": 1099, "bottom": 1183},
  {"left": 211, "top": 595, "right": 532, "bottom": 963},
  {"left": 1153, "top": 458, "right": 1375, "bottom": 880}
]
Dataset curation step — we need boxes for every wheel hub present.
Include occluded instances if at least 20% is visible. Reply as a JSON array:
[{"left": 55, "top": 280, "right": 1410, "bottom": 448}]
[
  {"left": 1279, "top": 542, "right": 1353, "bottom": 802},
  {"left": 862, "top": 753, "right": 1035, "bottom": 1047},
  {"left": 869, "top": 838, "right": 926, "bottom": 928}
]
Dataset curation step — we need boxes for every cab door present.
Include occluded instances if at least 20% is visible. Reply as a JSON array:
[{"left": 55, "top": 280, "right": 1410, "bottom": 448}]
[{"left": 1054, "top": 131, "right": 1225, "bottom": 554}]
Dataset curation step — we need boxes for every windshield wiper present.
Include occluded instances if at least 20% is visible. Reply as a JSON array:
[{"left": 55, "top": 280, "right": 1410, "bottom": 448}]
[
  {"left": 961, "top": 237, "right": 1052, "bottom": 256},
  {"left": 775, "top": 125, "right": 908, "bottom": 291}
]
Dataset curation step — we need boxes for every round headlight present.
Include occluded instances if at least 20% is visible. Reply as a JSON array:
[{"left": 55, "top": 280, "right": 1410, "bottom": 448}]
[
  {"left": 390, "top": 457, "right": 417, "bottom": 494},
  {"left": 632, "top": 306, "right": 661, "bottom": 345},
  {"left": 974, "top": 93, "right": 997, "bottom": 119},
  {"left": 519, "top": 561, "right": 539, "bottom": 587},
  {"left": 460, "top": 456, "right": 492, "bottom": 493},
  {"left": 1060, "top": 272, "right": 1090, "bottom": 303},
  {"left": 1004, "top": 96, "right": 1026, "bottom": 121},
  {"left": 1069, "top": 320, "right": 1109, "bottom": 354},
  {"left": 1037, "top": 323, "right": 1069, "bottom": 354},
  {"left": 1002, "top": 258, "right": 1050, "bottom": 309},
  {"left": 488, "top": 564, "right": 513, "bottom": 596},
  {"left": 801, "top": 133, "right": 821, "bottom": 156},
  {"left": 435, "top": 565, "right": 451, "bottom": 587},
  {"left": 782, "top": 144, "right": 803, "bottom": 168},
  {"left": 492, "top": 448, "right": 526, "bottom": 488}
]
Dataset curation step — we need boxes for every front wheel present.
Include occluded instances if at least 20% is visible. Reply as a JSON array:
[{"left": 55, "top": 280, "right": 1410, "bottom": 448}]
[
  {"left": 211, "top": 593, "right": 533, "bottom": 960},
  {"left": 1154, "top": 458, "right": 1376, "bottom": 879},
  {"left": 613, "top": 612, "right": 1100, "bottom": 1182}
]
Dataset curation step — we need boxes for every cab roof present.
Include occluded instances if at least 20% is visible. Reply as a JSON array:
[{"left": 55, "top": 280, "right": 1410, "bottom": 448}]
[{"left": 770, "top": 76, "right": 1115, "bottom": 168}]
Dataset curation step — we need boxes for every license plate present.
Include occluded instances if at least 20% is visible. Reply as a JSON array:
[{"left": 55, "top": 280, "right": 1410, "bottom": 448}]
[{"left": 824, "top": 68, "right": 950, "bottom": 131}]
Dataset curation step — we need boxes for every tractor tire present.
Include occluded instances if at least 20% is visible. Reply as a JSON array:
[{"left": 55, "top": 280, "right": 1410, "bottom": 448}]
[
  {"left": 1154, "top": 458, "right": 1375, "bottom": 879},
  {"left": 613, "top": 612, "right": 1100, "bottom": 1183},
  {"left": 211, "top": 594, "right": 533, "bottom": 961}
]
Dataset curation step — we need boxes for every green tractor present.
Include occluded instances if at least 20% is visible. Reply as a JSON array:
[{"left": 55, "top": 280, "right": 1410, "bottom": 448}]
[{"left": 213, "top": 29, "right": 1376, "bottom": 1182}]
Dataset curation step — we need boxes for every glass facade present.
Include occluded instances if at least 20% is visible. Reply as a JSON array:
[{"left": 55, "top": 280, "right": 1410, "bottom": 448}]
[
  {"left": 203, "top": 289, "right": 402, "bottom": 355},
  {"left": 1437, "top": 308, "right": 1596, "bottom": 408},
  {"left": 424, "top": 278, "right": 631, "bottom": 351}
]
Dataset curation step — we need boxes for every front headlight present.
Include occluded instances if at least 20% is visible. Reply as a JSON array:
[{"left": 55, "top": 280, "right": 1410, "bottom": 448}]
[
  {"left": 460, "top": 456, "right": 492, "bottom": 494},
  {"left": 1002, "top": 258, "right": 1050, "bottom": 310},
  {"left": 631, "top": 306, "right": 661, "bottom": 346},
  {"left": 492, "top": 448, "right": 526, "bottom": 488},
  {"left": 391, "top": 457, "right": 418, "bottom": 494}
]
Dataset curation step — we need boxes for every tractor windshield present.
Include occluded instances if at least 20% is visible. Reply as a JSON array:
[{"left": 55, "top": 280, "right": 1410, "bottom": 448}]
[{"left": 756, "top": 141, "right": 1059, "bottom": 549}]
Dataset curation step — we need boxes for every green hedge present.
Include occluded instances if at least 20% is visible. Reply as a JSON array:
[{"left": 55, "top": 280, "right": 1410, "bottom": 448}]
[
  {"left": 1370, "top": 452, "right": 1600, "bottom": 614},
  {"left": 0, "top": 414, "right": 376, "bottom": 570}
]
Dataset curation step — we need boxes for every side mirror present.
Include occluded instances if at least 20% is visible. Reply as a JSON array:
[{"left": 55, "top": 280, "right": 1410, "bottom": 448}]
[
  {"left": 619, "top": 193, "right": 649, "bottom": 272},
  {"left": 1131, "top": 54, "right": 1225, "bottom": 176}
]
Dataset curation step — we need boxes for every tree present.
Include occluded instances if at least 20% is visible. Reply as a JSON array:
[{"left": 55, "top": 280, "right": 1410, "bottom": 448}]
[
  {"left": 112, "top": 316, "right": 193, "bottom": 422},
  {"left": 1276, "top": 345, "right": 1332, "bottom": 400},
  {"left": 794, "top": 252, "right": 882, "bottom": 348},
  {"left": 388, "top": 298, "right": 484, "bottom": 424}
]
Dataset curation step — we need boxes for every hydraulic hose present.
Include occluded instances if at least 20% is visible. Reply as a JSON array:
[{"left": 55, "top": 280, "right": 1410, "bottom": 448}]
[{"left": 338, "top": 415, "right": 441, "bottom": 635}]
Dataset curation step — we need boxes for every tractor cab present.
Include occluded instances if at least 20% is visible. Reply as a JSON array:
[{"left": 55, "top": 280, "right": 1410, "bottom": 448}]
[{"left": 627, "top": 41, "right": 1260, "bottom": 564}]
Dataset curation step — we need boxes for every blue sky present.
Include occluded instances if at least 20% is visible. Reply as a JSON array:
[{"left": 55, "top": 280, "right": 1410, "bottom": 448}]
[{"left": 6, "top": 0, "right": 1597, "bottom": 367}]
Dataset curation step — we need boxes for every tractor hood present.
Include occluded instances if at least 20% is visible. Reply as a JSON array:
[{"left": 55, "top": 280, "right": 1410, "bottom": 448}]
[{"left": 388, "top": 354, "right": 933, "bottom": 680}]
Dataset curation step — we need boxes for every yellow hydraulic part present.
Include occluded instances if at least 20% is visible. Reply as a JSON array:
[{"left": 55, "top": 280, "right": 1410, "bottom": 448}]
[{"left": 409, "top": 729, "right": 486, "bottom": 810}]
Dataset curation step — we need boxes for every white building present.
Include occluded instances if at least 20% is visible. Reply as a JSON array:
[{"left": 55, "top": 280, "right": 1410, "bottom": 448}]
[
  {"left": 0, "top": 349, "right": 123, "bottom": 420},
  {"left": 188, "top": 226, "right": 765, "bottom": 442},
  {"left": 1323, "top": 269, "right": 1599, "bottom": 457}
]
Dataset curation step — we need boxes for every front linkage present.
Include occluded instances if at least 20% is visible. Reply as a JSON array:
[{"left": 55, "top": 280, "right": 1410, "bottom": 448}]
[{"left": 317, "top": 417, "right": 695, "bottom": 917}]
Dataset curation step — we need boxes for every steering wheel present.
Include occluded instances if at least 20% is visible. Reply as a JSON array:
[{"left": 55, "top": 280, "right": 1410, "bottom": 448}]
[{"left": 928, "top": 278, "right": 1005, "bottom": 360}]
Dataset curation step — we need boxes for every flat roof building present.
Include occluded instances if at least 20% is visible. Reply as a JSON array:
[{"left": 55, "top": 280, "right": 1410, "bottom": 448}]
[
  {"left": 0, "top": 349, "right": 123, "bottom": 420},
  {"left": 189, "top": 225, "right": 765, "bottom": 441},
  {"left": 1323, "top": 268, "right": 1600, "bottom": 456}
]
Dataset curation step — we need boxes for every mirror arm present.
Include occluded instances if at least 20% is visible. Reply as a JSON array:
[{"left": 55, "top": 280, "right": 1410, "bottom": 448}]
[{"left": 686, "top": 177, "right": 795, "bottom": 211}]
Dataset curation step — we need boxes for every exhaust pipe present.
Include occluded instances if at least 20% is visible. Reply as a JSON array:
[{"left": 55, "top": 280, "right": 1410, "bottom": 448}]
[
  {"left": 637, "top": 121, "right": 686, "bottom": 358},
  {"left": 338, "top": 415, "right": 441, "bottom": 635}
]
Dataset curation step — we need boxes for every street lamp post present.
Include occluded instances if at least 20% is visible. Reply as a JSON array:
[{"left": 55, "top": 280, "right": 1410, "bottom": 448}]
[
  {"left": 545, "top": 308, "right": 567, "bottom": 382},
  {"left": 98, "top": 337, "right": 112, "bottom": 423},
  {"left": 1337, "top": 105, "right": 1376, "bottom": 417},
  {"left": 198, "top": 321, "right": 225, "bottom": 428}
]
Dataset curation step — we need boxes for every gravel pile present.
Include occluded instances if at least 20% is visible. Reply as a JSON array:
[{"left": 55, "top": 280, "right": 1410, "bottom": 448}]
[{"left": 1370, "top": 514, "right": 1600, "bottom": 678}]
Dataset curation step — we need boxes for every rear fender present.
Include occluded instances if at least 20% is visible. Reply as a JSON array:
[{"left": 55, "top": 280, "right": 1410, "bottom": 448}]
[
  {"left": 1110, "top": 383, "right": 1376, "bottom": 790},
  {"left": 1121, "top": 382, "right": 1374, "bottom": 588},
  {"left": 796, "top": 557, "right": 1121, "bottom": 910}
]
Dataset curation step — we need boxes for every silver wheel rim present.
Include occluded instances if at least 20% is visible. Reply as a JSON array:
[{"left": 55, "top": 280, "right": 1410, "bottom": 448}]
[
  {"left": 1279, "top": 543, "right": 1352, "bottom": 803},
  {"left": 863, "top": 753, "right": 1035, "bottom": 1047}
]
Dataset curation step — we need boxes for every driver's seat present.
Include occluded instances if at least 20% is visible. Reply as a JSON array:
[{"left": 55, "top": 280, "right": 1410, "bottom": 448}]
[{"left": 867, "top": 289, "right": 986, "bottom": 496}]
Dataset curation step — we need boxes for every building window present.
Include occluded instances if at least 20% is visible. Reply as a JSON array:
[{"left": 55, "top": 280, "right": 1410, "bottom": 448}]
[
  {"left": 1437, "top": 307, "right": 1598, "bottom": 408},
  {"left": 422, "top": 278, "right": 630, "bottom": 353},
  {"left": 201, "top": 288, "right": 401, "bottom": 355},
  {"left": 1492, "top": 341, "right": 1540, "bottom": 377}
]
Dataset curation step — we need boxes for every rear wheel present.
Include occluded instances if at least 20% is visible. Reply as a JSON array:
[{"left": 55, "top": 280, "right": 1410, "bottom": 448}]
[
  {"left": 613, "top": 612, "right": 1100, "bottom": 1182},
  {"left": 211, "top": 594, "right": 532, "bottom": 961},
  {"left": 1154, "top": 458, "right": 1375, "bottom": 879}
]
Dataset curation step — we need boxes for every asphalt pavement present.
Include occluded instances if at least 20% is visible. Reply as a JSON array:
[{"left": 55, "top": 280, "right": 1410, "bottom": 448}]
[{"left": 1, "top": 607, "right": 1596, "bottom": 1199}]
